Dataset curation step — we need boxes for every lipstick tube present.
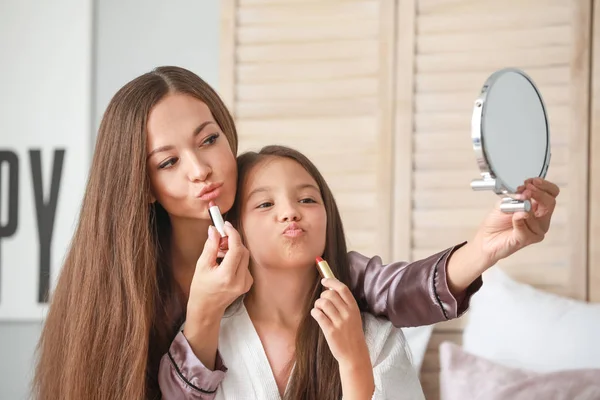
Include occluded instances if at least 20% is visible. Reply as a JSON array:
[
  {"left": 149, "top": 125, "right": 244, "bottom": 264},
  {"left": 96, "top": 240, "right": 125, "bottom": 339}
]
[
  {"left": 208, "top": 202, "right": 227, "bottom": 238},
  {"left": 315, "top": 256, "right": 335, "bottom": 280}
]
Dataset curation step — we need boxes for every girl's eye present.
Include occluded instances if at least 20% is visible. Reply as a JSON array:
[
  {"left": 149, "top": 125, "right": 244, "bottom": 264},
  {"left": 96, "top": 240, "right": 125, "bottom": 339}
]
[
  {"left": 300, "top": 198, "right": 316, "bottom": 204},
  {"left": 257, "top": 202, "right": 273, "bottom": 209},
  {"left": 159, "top": 158, "right": 178, "bottom": 169},
  {"left": 202, "top": 133, "right": 219, "bottom": 146}
]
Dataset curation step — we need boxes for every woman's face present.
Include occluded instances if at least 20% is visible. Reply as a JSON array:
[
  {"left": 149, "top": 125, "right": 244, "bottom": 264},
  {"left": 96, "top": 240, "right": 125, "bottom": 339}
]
[
  {"left": 146, "top": 93, "right": 237, "bottom": 222},
  {"left": 240, "top": 156, "right": 327, "bottom": 272}
]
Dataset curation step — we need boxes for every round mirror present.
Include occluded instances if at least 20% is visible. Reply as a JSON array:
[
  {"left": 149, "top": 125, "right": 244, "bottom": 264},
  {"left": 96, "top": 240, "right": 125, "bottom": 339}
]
[{"left": 470, "top": 68, "right": 551, "bottom": 213}]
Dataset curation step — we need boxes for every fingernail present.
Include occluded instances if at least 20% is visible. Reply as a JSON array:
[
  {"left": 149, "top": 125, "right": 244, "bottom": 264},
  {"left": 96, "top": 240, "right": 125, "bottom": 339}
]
[
  {"left": 225, "top": 221, "right": 232, "bottom": 227},
  {"left": 534, "top": 178, "right": 543, "bottom": 185},
  {"left": 208, "top": 225, "right": 216, "bottom": 240}
]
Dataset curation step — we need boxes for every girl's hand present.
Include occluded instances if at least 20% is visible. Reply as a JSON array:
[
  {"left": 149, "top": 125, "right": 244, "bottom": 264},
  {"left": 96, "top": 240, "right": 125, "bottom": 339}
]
[
  {"left": 312, "top": 278, "right": 375, "bottom": 399},
  {"left": 476, "top": 177, "right": 560, "bottom": 266},
  {"left": 311, "top": 278, "right": 370, "bottom": 367}
]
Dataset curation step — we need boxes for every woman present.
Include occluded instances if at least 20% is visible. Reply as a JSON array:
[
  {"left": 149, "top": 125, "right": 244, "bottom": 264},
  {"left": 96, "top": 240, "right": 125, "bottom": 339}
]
[{"left": 32, "top": 66, "right": 559, "bottom": 400}]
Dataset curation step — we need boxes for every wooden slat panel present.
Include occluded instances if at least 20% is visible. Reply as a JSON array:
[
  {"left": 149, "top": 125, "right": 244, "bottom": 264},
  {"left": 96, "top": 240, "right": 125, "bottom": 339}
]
[
  {"left": 415, "top": 133, "right": 568, "bottom": 152},
  {"left": 413, "top": 221, "right": 569, "bottom": 248},
  {"left": 414, "top": 144, "right": 569, "bottom": 171},
  {"left": 239, "top": 0, "right": 365, "bottom": 6},
  {"left": 237, "top": 1, "right": 379, "bottom": 25},
  {"left": 219, "top": 0, "right": 236, "bottom": 111},
  {"left": 413, "top": 189, "right": 570, "bottom": 210},
  {"left": 590, "top": 0, "right": 600, "bottom": 303},
  {"left": 237, "top": 59, "right": 379, "bottom": 83},
  {"left": 415, "top": 85, "right": 570, "bottom": 112},
  {"left": 392, "top": 0, "right": 416, "bottom": 262},
  {"left": 417, "top": 6, "right": 569, "bottom": 33},
  {"left": 238, "top": 122, "right": 379, "bottom": 164},
  {"left": 237, "top": 116, "right": 378, "bottom": 138},
  {"left": 235, "top": 98, "right": 379, "bottom": 119},
  {"left": 416, "top": 67, "right": 571, "bottom": 92},
  {"left": 568, "top": 0, "right": 592, "bottom": 300},
  {"left": 237, "top": 77, "right": 379, "bottom": 101},
  {"left": 412, "top": 207, "right": 568, "bottom": 230},
  {"left": 237, "top": 20, "right": 380, "bottom": 44},
  {"left": 224, "top": 5, "right": 595, "bottom": 400},
  {"left": 375, "top": 0, "right": 397, "bottom": 262},
  {"left": 417, "top": 26, "right": 572, "bottom": 54},
  {"left": 418, "top": 0, "right": 569, "bottom": 15},
  {"left": 415, "top": 244, "right": 569, "bottom": 266},
  {"left": 237, "top": 39, "right": 379, "bottom": 63},
  {"left": 414, "top": 105, "right": 571, "bottom": 131},
  {"left": 416, "top": 46, "right": 570, "bottom": 73},
  {"left": 409, "top": 2, "right": 588, "bottom": 399},
  {"left": 413, "top": 166, "right": 569, "bottom": 190},
  {"left": 232, "top": 0, "right": 396, "bottom": 262}
]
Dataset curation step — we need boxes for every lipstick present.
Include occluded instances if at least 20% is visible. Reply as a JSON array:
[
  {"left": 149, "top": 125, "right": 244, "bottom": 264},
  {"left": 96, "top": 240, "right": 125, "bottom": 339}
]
[
  {"left": 208, "top": 201, "right": 227, "bottom": 238},
  {"left": 315, "top": 256, "right": 335, "bottom": 280}
]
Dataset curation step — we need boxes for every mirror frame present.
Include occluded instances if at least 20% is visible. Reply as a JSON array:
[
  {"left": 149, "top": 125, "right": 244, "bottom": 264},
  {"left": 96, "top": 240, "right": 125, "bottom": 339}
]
[{"left": 470, "top": 68, "right": 551, "bottom": 211}]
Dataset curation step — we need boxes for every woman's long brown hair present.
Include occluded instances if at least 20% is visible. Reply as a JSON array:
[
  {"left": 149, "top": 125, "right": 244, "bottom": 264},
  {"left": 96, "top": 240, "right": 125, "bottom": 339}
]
[
  {"left": 32, "top": 66, "right": 238, "bottom": 400},
  {"left": 231, "top": 145, "right": 363, "bottom": 400}
]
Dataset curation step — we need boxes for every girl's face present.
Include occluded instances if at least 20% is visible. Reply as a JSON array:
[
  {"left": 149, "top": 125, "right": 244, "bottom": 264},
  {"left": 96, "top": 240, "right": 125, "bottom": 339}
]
[
  {"left": 240, "top": 156, "right": 327, "bottom": 272},
  {"left": 146, "top": 93, "right": 237, "bottom": 221}
]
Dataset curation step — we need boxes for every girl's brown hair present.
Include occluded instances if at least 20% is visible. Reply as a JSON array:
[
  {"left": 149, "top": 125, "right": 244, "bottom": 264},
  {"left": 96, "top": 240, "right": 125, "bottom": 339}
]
[
  {"left": 231, "top": 145, "right": 362, "bottom": 400},
  {"left": 32, "top": 66, "right": 238, "bottom": 400}
]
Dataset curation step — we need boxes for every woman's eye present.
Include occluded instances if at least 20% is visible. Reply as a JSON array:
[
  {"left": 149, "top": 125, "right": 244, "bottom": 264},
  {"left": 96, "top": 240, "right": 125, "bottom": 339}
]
[
  {"left": 257, "top": 202, "right": 273, "bottom": 209},
  {"left": 202, "top": 133, "right": 219, "bottom": 146},
  {"left": 159, "top": 158, "right": 177, "bottom": 169}
]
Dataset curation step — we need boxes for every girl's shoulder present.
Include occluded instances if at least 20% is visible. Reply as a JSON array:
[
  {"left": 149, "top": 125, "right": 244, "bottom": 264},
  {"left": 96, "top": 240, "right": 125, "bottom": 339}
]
[{"left": 361, "top": 313, "right": 413, "bottom": 366}]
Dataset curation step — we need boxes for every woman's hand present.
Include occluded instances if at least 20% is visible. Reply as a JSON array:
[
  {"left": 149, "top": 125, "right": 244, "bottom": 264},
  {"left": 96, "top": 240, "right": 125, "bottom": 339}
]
[
  {"left": 183, "top": 222, "right": 253, "bottom": 369},
  {"left": 187, "top": 222, "right": 252, "bottom": 317},
  {"left": 312, "top": 278, "right": 374, "bottom": 399},
  {"left": 477, "top": 177, "right": 560, "bottom": 265}
]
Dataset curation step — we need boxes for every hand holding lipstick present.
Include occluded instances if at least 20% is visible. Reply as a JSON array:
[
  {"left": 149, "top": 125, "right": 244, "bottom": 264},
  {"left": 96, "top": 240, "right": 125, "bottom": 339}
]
[
  {"left": 183, "top": 221, "right": 253, "bottom": 369},
  {"left": 311, "top": 277, "right": 369, "bottom": 364},
  {"left": 187, "top": 222, "right": 252, "bottom": 315},
  {"left": 311, "top": 276, "right": 374, "bottom": 398}
]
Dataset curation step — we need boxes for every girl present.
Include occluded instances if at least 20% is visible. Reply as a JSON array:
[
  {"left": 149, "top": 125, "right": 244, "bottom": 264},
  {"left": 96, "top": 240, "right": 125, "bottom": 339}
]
[
  {"left": 211, "top": 145, "right": 425, "bottom": 399},
  {"left": 32, "top": 66, "right": 559, "bottom": 400}
]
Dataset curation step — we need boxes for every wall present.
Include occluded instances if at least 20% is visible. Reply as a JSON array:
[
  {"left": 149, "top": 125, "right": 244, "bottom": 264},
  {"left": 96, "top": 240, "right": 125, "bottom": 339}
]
[
  {"left": 0, "top": 0, "right": 92, "bottom": 398},
  {"left": 94, "top": 0, "right": 221, "bottom": 132},
  {"left": 0, "top": 1, "right": 220, "bottom": 398}
]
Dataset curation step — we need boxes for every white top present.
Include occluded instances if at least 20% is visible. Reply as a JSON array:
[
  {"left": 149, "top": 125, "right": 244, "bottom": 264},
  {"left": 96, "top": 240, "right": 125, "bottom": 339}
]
[{"left": 214, "top": 303, "right": 426, "bottom": 400}]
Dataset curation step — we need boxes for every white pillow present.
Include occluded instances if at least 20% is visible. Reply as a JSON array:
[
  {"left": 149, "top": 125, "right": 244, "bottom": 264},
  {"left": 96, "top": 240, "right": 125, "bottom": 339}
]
[
  {"left": 401, "top": 325, "right": 434, "bottom": 372},
  {"left": 462, "top": 266, "right": 600, "bottom": 372}
]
